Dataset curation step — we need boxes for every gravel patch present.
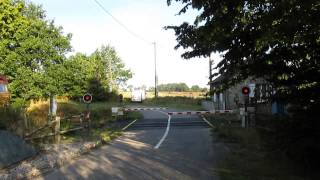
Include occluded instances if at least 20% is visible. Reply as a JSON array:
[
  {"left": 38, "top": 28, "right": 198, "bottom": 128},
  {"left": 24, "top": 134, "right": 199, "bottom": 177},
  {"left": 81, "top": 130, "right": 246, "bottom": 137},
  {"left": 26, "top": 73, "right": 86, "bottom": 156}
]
[{"left": 0, "top": 141, "right": 101, "bottom": 180}]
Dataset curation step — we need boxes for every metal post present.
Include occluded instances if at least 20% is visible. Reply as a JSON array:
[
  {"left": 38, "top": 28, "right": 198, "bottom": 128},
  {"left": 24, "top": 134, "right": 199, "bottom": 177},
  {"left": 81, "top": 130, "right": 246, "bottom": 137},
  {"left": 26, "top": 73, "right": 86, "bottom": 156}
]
[
  {"left": 109, "top": 55, "right": 112, "bottom": 93},
  {"left": 209, "top": 55, "right": 213, "bottom": 85},
  {"left": 244, "top": 96, "right": 248, "bottom": 128},
  {"left": 49, "top": 94, "right": 57, "bottom": 122},
  {"left": 153, "top": 42, "right": 157, "bottom": 99}
]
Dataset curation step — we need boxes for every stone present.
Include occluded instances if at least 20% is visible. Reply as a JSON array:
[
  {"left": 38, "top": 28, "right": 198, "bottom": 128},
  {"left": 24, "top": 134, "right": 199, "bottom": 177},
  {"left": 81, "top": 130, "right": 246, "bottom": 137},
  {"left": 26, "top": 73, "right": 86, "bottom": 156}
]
[{"left": 0, "top": 130, "right": 37, "bottom": 168}]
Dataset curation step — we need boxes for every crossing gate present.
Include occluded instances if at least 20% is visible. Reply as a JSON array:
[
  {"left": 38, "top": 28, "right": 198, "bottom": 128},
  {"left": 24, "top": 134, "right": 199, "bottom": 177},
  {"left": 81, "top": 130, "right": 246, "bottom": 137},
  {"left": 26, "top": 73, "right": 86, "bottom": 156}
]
[
  {"left": 122, "top": 107, "right": 168, "bottom": 111},
  {"left": 112, "top": 107, "right": 234, "bottom": 116},
  {"left": 167, "top": 110, "right": 233, "bottom": 116}
]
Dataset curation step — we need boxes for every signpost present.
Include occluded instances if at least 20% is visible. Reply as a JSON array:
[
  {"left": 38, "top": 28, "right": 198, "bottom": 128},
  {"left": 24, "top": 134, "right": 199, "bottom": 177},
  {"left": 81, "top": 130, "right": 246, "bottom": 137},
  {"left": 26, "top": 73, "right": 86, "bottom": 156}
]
[
  {"left": 83, "top": 93, "right": 92, "bottom": 108},
  {"left": 82, "top": 93, "right": 92, "bottom": 132},
  {"left": 242, "top": 86, "right": 250, "bottom": 128}
]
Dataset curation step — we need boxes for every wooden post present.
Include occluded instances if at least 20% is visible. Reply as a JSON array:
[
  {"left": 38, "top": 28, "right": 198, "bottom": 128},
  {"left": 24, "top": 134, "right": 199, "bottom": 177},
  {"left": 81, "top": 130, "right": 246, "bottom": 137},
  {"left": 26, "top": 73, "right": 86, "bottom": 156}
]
[
  {"left": 53, "top": 116, "right": 60, "bottom": 143},
  {"left": 23, "top": 105, "right": 29, "bottom": 131}
]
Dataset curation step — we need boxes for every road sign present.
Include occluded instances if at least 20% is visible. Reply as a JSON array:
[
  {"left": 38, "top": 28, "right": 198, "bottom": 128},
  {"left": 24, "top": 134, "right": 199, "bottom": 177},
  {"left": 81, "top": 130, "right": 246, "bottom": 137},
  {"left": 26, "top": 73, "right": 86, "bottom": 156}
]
[
  {"left": 83, "top": 93, "right": 92, "bottom": 103},
  {"left": 248, "top": 83, "right": 255, "bottom": 97},
  {"left": 242, "top": 86, "right": 250, "bottom": 95}
]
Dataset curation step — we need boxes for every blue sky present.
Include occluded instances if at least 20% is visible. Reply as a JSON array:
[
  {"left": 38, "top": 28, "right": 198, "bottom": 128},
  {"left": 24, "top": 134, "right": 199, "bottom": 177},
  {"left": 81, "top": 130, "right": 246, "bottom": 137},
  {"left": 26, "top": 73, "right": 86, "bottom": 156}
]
[{"left": 30, "top": 0, "right": 221, "bottom": 88}]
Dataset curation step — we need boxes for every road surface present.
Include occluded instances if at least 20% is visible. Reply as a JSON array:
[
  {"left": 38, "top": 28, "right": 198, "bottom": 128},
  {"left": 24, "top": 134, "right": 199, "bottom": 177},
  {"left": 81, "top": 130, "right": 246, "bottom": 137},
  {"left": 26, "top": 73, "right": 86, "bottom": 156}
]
[{"left": 38, "top": 107, "right": 227, "bottom": 180}]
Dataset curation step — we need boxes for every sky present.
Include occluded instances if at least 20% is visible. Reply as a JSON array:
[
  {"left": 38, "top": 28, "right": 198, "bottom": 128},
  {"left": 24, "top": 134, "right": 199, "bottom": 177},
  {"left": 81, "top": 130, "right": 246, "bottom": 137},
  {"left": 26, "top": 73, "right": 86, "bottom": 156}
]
[{"left": 30, "top": 0, "right": 221, "bottom": 88}]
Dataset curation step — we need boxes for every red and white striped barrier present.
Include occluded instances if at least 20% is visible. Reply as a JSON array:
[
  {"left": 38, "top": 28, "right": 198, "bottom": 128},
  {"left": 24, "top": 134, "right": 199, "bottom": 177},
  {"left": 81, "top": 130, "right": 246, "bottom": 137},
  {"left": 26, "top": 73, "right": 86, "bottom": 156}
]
[
  {"left": 167, "top": 110, "right": 234, "bottom": 116},
  {"left": 123, "top": 107, "right": 168, "bottom": 111},
  {"left": 213, "top": 110, "right": 234, "bottom": 113}
]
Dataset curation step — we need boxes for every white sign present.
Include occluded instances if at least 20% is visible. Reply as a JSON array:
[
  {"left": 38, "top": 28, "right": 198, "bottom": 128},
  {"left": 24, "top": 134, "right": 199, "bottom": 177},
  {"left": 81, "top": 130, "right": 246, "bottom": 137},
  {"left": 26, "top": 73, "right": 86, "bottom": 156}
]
[
  {"left": 249, "top": 83, "right": 255, "bottom": 97},
  {"left": 111, "top": 107, "right": 119, "bottom": 114}
]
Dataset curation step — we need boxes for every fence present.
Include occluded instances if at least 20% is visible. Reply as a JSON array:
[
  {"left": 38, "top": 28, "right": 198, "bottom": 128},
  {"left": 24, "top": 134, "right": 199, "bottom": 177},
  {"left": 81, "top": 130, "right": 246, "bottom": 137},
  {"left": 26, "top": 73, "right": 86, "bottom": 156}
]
[{"left": 24, "top": 112, "right": 91, "bottom": 143}]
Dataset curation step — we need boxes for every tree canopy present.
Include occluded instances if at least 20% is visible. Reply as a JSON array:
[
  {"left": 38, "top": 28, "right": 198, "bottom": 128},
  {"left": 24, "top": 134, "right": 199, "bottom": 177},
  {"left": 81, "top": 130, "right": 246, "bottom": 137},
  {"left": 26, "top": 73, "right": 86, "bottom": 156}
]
[
  {"left": 65, "top": 46, "right": 132, "bottom": 100},
  {"left": 166, "top": 0, "right": 319, "bottom": 106},
  {"left": 0, "top": 0, "right": 132, "bottom": 104},
  {"left": 0, "top": 0, "right": 71, "bottom": 104},
  {"left": 150, "top": 83, "right": 206, "bottom": 92}
]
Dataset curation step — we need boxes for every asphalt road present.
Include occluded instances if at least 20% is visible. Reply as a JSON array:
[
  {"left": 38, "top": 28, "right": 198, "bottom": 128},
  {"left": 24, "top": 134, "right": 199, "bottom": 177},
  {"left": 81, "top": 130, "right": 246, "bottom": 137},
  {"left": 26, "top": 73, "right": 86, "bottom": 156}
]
[{"left": 38, "top": 107, "right": 227, "bottom": 180}]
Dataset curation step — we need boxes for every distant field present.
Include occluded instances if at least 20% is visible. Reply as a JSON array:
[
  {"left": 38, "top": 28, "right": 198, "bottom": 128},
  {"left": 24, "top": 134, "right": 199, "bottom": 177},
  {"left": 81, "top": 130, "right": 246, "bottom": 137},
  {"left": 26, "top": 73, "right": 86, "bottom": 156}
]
[{"left": 120, "top": 91, "right": 206, "bottom": 99}]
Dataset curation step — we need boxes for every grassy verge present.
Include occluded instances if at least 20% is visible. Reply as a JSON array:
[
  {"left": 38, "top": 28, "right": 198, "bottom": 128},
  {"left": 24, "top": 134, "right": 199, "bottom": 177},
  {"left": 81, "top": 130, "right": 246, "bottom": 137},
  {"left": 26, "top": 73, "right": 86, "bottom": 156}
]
[
  {"left": 205, "top": 114, "right": 306, "bottom": 180},
  {"left": 137, "top": 97, "right": 203, "bottom": 110},
  {"left": 23, "top": 100, "right": 143, "bottom": 145}
]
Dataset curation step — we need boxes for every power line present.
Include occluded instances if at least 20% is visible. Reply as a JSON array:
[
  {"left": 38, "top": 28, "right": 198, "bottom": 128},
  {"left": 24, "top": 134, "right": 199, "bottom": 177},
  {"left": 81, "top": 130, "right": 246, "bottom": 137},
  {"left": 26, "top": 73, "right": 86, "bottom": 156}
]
[{"left": 92, "top": 0, "right": 151, "bottom": 44}]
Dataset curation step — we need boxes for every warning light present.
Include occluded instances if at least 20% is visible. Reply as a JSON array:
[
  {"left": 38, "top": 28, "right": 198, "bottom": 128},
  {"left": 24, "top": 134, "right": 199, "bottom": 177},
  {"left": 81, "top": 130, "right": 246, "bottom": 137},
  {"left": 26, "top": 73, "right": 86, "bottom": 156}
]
[
  {"left": 83, "top": 93, "right": 92, "bottom": 103},
  {"left": 242, "top": 86, "right": 250, "bottom": 95}
]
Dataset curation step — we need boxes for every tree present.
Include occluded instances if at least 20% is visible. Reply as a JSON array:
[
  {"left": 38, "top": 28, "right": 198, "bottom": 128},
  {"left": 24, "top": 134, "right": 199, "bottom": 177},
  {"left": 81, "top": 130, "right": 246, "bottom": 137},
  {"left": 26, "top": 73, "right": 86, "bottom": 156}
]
[
  {"left": 190, "top": 85, "right": 201, "bottom": 92},
  {"left": 166, "top": 0, "right": 320, "bottom": 169},
  {"left": 63, "top": 46, "right": 132, "bottom": 100},
  {"left": 90, "top": 45, "right": 132, "bottom": 91},
  {"left": 157, "top": 83, "right": 190, "bottom": 92},
  {"left": 166, "top": 0, "right": 319, "bottom": 107},
  {"left": 62, "top": 53, "right": 94, "bottom": 98},
  {"left": 0, "top": 0, "right": 72, "bottom": 105}
]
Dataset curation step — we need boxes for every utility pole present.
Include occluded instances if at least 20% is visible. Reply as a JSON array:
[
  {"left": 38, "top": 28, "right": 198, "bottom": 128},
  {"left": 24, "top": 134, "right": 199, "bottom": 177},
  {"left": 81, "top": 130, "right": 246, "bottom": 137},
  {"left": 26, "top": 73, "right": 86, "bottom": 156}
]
[
  {"left": 209, "top": 55, "right": 213, "bottom": 92},
  {"left": 153, "top": 42, "right": 158, "bottom": 99},
  {"left": 109, "top": 57, "right": 112, "bottom": 93}
]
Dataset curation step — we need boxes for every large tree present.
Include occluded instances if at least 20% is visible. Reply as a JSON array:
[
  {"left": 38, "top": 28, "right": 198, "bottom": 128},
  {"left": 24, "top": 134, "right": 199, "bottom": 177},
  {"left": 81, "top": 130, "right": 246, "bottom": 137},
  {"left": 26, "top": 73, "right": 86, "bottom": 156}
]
[
  {"left": 166, "top": 0, "right": 319, "bottom": 107},
  {"left": 64, "top": 46, "right": 132, "bottom": 100},
  {"left": 166, "top": 0, "right": 320, "bottom": 168},
  {"left": 0, "top": 0, "right": 71, "bottom": 104}
]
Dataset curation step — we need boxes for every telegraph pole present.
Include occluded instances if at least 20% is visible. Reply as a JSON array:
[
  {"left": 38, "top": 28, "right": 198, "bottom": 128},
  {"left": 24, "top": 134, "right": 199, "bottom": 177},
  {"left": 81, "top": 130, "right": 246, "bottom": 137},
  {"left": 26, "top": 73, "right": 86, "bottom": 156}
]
[
  {"left": 109, "top": 58, "right": 112, "bottom": 93},
  {"left": 209, "top": 55, "right": 213, "bottom": 92},
  {"left": 153, "top": 42, "right": 158, "bottom": 98}
]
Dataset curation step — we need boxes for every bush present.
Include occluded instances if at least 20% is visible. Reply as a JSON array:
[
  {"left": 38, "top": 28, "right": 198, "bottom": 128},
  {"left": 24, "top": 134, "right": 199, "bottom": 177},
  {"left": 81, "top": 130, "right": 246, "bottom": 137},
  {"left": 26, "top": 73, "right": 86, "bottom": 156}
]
[
  {"left": 0, "top": 107, "right": 24, "bottom": 134},
  {"left": 257, "top": 104, "right": 320, "bottom": 175}
]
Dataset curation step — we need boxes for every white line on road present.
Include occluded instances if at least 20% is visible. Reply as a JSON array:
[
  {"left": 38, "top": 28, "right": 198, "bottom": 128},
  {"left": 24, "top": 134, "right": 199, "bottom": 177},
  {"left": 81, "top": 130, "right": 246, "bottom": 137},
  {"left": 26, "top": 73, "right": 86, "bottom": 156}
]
[
  {"left": 154, "top": 110, "right": 171, "bottom": 149},
  {"left": 201, "top": 116, "right": 214, "bottom": 128},
  {"left": 122, "top": 119, "right": 138, "bottom": 131}
]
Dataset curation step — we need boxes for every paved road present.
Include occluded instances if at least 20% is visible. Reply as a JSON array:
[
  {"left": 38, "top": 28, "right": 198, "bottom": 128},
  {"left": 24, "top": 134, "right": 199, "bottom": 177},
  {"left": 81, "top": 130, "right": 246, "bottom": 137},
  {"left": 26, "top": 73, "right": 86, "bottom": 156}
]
[{"left": 38, "top": 108, "right": 227, "bottom": 180}]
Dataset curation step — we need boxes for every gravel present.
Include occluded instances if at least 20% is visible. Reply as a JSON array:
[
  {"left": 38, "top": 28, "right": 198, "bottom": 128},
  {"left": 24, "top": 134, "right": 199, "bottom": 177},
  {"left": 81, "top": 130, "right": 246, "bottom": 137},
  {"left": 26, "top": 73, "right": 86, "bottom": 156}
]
[{"left": 0, "top": 141, "right": 101, "bottom": 180}]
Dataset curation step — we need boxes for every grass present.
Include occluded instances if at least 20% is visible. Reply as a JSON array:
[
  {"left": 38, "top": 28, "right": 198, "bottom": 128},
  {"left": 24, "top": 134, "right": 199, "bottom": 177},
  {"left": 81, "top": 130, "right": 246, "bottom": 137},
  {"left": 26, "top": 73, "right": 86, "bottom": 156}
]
[
  {"left": 204, "top": 114, "right": 306, "bottom": 180},
  {"left": 58, "top": 127, "right": 122, "bottom": 145},
  {"left": 138, "top": 97, "right": 203, "bottom": 110},
  {"left": 21, "top": 99, "right": 143, "bottom": 145},
  {"left": 120, "top": 91, "right": 207, "bottom": 99},
  {"left": 3, "top": 95, "right": 200, "bottom": 145}
]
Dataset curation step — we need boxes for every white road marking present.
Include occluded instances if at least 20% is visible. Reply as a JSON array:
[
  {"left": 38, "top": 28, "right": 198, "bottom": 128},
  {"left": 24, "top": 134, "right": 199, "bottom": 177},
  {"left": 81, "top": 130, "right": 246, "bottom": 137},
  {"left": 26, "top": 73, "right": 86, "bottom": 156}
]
[
  {"left": 154, "top": 110, "right": 171, "bottom": 149},
  {"left": 201, "top": 116, "right": 214, "bottom": 128},
  {"left": 122, "top": 119, "right": 138, "bottom": 131}
]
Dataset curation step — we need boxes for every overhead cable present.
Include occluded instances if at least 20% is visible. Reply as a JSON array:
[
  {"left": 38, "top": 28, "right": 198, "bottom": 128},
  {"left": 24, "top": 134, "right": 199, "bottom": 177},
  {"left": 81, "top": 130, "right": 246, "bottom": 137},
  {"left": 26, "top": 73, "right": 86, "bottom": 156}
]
[{"left": 92, "top": 0, "right": 152, "bottom": 44}]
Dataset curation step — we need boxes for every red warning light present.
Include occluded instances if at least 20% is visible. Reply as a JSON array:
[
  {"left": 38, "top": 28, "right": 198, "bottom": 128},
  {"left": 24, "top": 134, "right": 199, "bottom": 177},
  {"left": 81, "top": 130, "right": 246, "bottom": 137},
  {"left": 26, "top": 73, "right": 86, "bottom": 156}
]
[
  {"left": 242, "top": 86, "right": 250, "bottom": 95},
  {"left": 83, "top": 94, "right": 92, "bottom": 103}
]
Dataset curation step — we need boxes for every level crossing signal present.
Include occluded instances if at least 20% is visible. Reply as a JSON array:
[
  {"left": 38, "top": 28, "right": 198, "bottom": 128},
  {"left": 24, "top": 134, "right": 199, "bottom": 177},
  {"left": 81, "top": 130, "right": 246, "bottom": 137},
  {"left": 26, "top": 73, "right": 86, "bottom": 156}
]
[
  {"left": 83, "top": 93, "right": 92, "bottom": 103},
  {"left": 242, "top": 86, "right": 250, "bottom": 95}
]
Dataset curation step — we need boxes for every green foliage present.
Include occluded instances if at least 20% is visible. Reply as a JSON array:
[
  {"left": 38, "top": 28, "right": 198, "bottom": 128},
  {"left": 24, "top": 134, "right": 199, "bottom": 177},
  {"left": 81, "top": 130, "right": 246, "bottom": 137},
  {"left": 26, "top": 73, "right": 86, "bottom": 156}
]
[
  {"left": 190, "top": 85, "right": 200, "bottom": 92},
  {"left": 99, "top": 129, "right": 122, "bottom": 144},
  {"left": 167, "top": 0, "right": 319, "bottom": 170},
  {"left": 258, "top": 106, "right": 320, "bottom": 172},
  {"left": 157, "top": 83, "right": 189, "bottom": 92},
  {"left": 0, "top": 106, "right": 24, "bottom": 131},
  {"left": 0, "top": 1, "right": 132, "bottom": 104},
  {"left": 166, "top": 0, "right": 319, "bottom": 106},
  {"left": 87, "top": 78, "right": 108, "bottom": 101},
  {"left": 208, "top": 116, "right": 307, "bottom": 179},
  {"left": 0, "top": 0, "right": 71, "bottom": 105},
  {"left": 64, "top": 46, "right": 132, "bottom": 100},
  {"left": 154, "top": 83, "right": 206, "bottom": 92},
  {"left": 142, "top": 96, "right": 202, "bottom": 110}
]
